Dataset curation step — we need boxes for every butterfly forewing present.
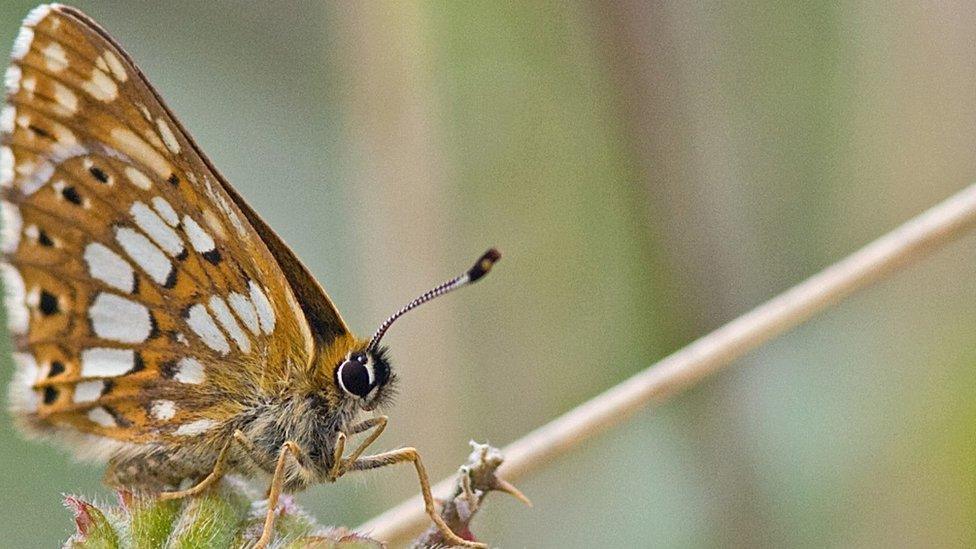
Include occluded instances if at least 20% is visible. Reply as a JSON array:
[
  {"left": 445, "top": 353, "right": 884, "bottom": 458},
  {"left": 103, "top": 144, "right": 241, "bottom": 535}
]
[{"left": 1, "top": 5, "right": 340, "bottom": 449}]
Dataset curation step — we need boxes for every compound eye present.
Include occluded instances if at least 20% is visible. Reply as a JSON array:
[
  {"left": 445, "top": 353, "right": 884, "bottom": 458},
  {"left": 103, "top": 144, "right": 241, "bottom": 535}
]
[{"left": 337, "top": 354, "right": 374, "bottom": 398}]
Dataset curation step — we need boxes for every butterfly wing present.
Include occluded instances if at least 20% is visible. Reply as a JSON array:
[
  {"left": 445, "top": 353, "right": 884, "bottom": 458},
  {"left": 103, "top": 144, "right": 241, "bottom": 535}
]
[{"left": 2, "top": 5, "right": 349, "bottom": 452}]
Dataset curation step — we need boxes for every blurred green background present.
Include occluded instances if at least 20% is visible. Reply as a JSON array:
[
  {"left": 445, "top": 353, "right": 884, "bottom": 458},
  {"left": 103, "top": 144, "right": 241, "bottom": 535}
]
[{"left": 2, "top": 1, "right": 976, "bottom": 547}]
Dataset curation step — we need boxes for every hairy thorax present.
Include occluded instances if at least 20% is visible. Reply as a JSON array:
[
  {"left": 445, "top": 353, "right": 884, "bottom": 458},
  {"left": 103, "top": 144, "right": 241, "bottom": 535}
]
[{"left": 234, "top": 393, "right": 358, "bottom": 490}]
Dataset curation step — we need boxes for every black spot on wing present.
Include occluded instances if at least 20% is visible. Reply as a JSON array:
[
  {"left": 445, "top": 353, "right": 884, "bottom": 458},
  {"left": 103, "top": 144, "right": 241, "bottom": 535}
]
[
  {"left": 104, "top": 406, "right": 132, "bottom": 428},
  {"left": 48, "top": 361, "right": 65, "bottom": 377},
  {"left": 160, "top": 360, "right": 177, "bottom": 379},
  {"left": 38, "top": 290, "right": 59, "bottom": 315},
  {"left": 131, "top": 352, "right": 146, "bottom": 374},
  {"left": 202, "top": 249, "right": 221, "bottom": 264},
  {"left": 148, "top": 314, "right": 160, "bottom": 339},
  {"left": 62, "top": 186, "right": 82, "bottom": 205},
  {"left": 27, "top": 124, "right": 52, "bottom": 139},
  {"left": 88, "top": 166, "right": 109, "bottom": 184},
  {"left": 37, "top": 229, "right": 54, "bottom": 247},
  {"left": 163, "top": 266, "right": 177, "bottom": 288}
]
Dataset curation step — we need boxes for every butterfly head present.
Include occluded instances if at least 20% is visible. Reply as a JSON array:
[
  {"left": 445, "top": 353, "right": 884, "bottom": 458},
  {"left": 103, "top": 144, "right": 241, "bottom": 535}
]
[
  {"left": 334, "top": 346, "right": 395, "bottom": 411},
  {"left": 330, "top": 248, "right": 501, "bottom": 412}
]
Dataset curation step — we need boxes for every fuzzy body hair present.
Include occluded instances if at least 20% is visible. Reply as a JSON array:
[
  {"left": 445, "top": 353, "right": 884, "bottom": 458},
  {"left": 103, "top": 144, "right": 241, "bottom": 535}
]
[{"left": 105, "top": 390, "right": 363, "bottom": 492}]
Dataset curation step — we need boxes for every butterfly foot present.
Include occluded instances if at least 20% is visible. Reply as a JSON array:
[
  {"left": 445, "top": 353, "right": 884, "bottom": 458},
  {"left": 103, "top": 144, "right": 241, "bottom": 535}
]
[
  {"left": 427, "top": 503, "right": 486, "bottom": 548},
  {"left": 439, "top": 529, "right": 487, "bottom": 549}
]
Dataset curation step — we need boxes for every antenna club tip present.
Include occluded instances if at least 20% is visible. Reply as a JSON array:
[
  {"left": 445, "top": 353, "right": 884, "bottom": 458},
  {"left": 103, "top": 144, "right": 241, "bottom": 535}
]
[
  {"left": 468, "top": 247, "right": 501, "bottom": 282},
  {"left": 483, "top": 247, "right": 502, "bottom": 263}
]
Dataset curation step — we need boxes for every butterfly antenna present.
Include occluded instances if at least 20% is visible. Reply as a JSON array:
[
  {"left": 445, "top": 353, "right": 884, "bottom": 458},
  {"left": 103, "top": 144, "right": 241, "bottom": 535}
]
[{"left": 366, "top": 248, "right": 501, "bottom": 352}]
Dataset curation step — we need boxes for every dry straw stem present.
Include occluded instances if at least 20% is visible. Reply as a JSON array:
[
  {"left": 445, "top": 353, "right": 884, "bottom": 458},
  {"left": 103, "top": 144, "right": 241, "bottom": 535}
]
[{"left": 360, "top": 183, "right": 976, "bottom": 542}]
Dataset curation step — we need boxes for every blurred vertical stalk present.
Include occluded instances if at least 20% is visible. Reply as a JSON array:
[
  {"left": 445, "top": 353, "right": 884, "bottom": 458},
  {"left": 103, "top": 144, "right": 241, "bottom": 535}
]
[
  {"left": 421, "top": 2, "right": 676, "bottom": 544},
  {"left": 591, "top": 1, "right": 820, "bottom": 544},
  {"left": 330, "top": 1, "right": 464, "bottom": 486}
]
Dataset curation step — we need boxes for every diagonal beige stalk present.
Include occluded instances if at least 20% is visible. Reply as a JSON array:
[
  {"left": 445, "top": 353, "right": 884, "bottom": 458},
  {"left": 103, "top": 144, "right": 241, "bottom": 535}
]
[{"left": 359, "top": 182, "right": 976, "bottom": 543}]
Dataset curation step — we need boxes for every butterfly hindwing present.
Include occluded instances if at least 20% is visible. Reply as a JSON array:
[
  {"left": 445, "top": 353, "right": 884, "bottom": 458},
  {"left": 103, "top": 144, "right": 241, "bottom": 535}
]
[{"left": 2, "top": 5, "right": 345, "bottom": 448}]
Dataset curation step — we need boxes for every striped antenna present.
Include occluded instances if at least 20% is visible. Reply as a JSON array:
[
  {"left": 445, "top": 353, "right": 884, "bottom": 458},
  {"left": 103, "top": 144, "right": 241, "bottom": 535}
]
[{"left": 366, "top": 248, "right": 501, "bottom": 352}]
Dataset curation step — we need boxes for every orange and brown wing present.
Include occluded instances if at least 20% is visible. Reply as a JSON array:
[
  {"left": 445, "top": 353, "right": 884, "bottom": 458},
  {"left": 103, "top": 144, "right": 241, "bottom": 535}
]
[{"left": 1, "top": 5, "right": 343, "bottom": 450}]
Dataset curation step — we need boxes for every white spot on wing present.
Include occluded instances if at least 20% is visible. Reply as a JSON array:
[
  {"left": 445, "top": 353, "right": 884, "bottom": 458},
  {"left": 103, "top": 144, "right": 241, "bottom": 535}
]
[
  {"left": 115, "top": 227, "right": 172, "bottom": 286},
  {"left": 11, "top": 352, "right": 37, "bottom": 378},
  {"left": 80, "top": 348, "right": 135, "bottom": 378},
  {"left": 25, "top": 285, "right": 38, "bottom": 309},
  {"left": 183, "top": 215, "right": 216, "bottom": 254},
  {"left": 23, "top": 4, "right": 52, "bottom": 27},
  {"left": 124, "top": 166, "right": 152, "bottom": 190},
  {"left": 16, "top": 158, "right": 54, "bottom": 195},
  {"left": 20, "top": 75, "right": 35, "bottom": 95},
  {"left": 49, "top": 142, "right": 85, "bottom": 164},
  {"left": 51, "top": 81, "right": 79, "bottom": 115},
  {"left": 175, "top": 418, "right": 216, "bottom": 436},
  {"left": 87, "top": 407, "right": 116, "bottom": 427},
  {"left": 209, "top": 296, "right": 250, "bottom": 353},
  {"left": 150, "top": 399, "right": 176, "bottom": 421},
  {"left": 156, "top": 118, "right": 180, "bottom": 154},
  {"left": 42, "top": 41, "right": 68, "bottom": 72},
  {"left": 89, "top": 292, "right": 152, "bottom": 344},
  {"left": 84, "top": 242, "right": 134, "bottom": 293},
  {"left": 82, "top": 68, "right": 118, "bottom": 102},
  {"left": 108, "top": 127, "right": 172, "bottom": 178},
  {"left": 186, "top": 304, "right": 230, "bottom": 355},
  {"left": 1, "top": 146, "right": 14, "bottom": 187},
  {"left": 11, "top": 26, "right": 33, "bottom": 61},
  {"left": 174, "top": 357, "right": 205, "bottom": 384},
  {"left": 151, "top": 197, "right": 179, "bottom": 226},
  {"left": 249, "top": 280, "right": 276, "bottom": 334},
  {"left": 137, "top": 103, "right": 152, "bottom": 122},
  {"left": 130, "top": 201, "right": 183, "bottom": 257},
  {"left": 202, "top": 208, "right": 227, "bottom": 241},
  {"left": 102, "top": 50, "right": 128, "bottom": 82},
  {"left": 75, "top": 381, "right": 105, "bottom": 404},
  {"left": 228, "top": 292, "right": 259, "bottom": 335},
  {"left": 0, "top": 105, "right": 15, "bottom": 133},
  {"left": 4, "top": 65, "right": 22, "bottom": 95},
  {"left": 9, "top": 352, "right": 39, "bottom": 412},
  {"left": 2, "top": 264, "right": 28, "bottom": 334},
  {"left": 2, "top": 201, "right": 22, "bottom": 253}
]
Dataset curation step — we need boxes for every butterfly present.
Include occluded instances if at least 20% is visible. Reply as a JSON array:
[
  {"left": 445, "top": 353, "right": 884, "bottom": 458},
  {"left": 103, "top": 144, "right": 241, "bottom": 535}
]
[{"left": 2, "top": 4, "right": 511, "bottom": 548}]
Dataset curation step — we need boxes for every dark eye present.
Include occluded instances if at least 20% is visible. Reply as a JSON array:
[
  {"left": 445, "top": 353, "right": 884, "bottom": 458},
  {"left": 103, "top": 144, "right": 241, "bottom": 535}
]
[{"left": 337, "top": 355, "right": 373, "bottom": 398}]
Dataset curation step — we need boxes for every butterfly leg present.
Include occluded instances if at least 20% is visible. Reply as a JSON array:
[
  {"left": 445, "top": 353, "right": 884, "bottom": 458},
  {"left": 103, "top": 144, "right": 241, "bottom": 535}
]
[
  {"left": 327, "top": 415, "right": 388, "bottom": 481},
  {"left": 158, "top": 430, "right": 244, "bottom": 500},
  {"left": 347, "top": 447, "right": 486, "bottom": 549},
  {"left": 254, "top": 440, "right": 304, "bottom": 549}
]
